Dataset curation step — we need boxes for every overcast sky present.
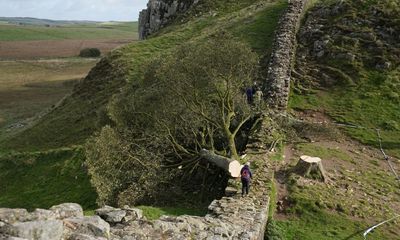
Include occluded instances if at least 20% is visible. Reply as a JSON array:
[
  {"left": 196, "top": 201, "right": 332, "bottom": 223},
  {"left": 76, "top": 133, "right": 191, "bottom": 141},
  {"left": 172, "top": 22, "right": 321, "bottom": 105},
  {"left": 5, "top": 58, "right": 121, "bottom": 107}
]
[{"left": 0, "top": 0, "right": 149, "bottom": 21}]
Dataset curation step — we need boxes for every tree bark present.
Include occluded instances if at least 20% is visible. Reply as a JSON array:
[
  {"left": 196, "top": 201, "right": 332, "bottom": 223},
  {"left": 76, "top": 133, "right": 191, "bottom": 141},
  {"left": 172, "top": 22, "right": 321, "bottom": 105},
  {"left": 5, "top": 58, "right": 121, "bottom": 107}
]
[
  {"left": 199, "top": 149, "right": 241, "bottom": 178},
  {"left": 293, "top": 155, "right": 327, "bottom": 182}
]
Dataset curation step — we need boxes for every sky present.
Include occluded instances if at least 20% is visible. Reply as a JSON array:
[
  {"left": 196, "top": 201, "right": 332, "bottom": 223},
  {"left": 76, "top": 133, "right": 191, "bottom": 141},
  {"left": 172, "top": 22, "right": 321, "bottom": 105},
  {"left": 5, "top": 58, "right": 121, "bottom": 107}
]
[{"left": 0, "top": 0, "right": 149, "bottom": 21}]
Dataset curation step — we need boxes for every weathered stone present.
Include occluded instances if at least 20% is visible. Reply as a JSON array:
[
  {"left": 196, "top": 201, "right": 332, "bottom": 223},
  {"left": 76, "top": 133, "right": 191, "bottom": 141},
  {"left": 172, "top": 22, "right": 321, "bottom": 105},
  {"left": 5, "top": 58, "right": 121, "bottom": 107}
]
[
  {"left": 50, "top": 203, "right": 83, "bottom": 219},
  {"left": 30, "top": 209, "right": 57, "bottom": 221},
  {"left": 225, "top": 186, "right": 238, "bottom": 196},
  {"left": 95, "top": 206, "right": 126, "bottom": 224},
  {"left": 104, "top": 210, "right": 126, "bottom": 224},
  {"left": 0, "top": 209, "right": 30, "bottom": 224},
  {"left": 0, "top": 234, "right": 28, "bottom": 240},
  {"left": 68, "top": 233, "right": 107, "bottom": 240},
  {"left": 123, "top": 207, "right": 143, "bottom": 222},
  {"left": 63, "top": 216, "right": 110, "bottom": 238},
  {"left": 3, "top": 220, "right": 63, "bottom": 240}
]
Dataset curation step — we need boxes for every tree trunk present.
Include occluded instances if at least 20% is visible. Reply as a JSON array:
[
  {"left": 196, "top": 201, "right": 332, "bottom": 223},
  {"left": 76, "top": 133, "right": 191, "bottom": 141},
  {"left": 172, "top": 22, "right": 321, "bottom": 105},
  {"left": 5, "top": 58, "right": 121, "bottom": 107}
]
[
  {"left": 227, "top": 135, "right": 239, "bottom": 160},
  {"left": 199, "top": 149, "right": 241, "bottom": 178},
  {"left": 293, "top": 155, "right": 327, "bottom": 182}
]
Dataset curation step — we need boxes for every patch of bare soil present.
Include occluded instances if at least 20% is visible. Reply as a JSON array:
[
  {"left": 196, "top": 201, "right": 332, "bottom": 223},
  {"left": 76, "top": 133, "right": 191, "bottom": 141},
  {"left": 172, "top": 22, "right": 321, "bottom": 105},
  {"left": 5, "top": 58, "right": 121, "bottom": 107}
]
[{"left": 0, "top": 39, "right": 136, "bottom": 59}]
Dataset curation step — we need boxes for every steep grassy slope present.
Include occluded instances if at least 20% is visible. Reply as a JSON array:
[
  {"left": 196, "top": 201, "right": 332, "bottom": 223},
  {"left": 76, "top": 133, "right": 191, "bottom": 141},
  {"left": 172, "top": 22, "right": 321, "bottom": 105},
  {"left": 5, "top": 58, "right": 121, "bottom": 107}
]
[
  {"left": 0, "top": 0, "right": 287, "bottom": 209},
  {"left": 0, "top": 59, "right": 98, "bottom": 141},
  {"left": 0, "top": 148, "right": 97, "bottom": 210},
  {"left": 274, "top": 0, "right": 400, "bottom": 239},
  {"left": 1, "top": 0, "right": 287, "bottom": 152},
  {"left": 290, "top": 0, "right": 400, "bottom": 158}
]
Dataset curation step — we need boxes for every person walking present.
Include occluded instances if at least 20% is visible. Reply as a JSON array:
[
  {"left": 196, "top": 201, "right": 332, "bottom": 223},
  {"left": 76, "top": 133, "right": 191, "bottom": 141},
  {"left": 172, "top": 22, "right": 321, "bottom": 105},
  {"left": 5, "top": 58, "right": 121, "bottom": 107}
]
[
  {"left": 246, "top": 87, "right": 254, "bottom": 104},
  {"left": 240, "top": 162, "right": 252, "bottom": 197},
  {"left": 255, "top": 89, "right": 263, "bottom": 108}
]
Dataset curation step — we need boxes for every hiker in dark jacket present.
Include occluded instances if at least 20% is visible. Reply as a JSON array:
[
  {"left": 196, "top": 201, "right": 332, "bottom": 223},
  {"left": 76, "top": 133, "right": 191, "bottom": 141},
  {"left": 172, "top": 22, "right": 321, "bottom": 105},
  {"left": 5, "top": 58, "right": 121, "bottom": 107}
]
[
  {"left": 240, "top": 162, "right": 253, "bottom": 197},
  {"left": 246, "top": 87, "right": 253, "bottom": 104}
]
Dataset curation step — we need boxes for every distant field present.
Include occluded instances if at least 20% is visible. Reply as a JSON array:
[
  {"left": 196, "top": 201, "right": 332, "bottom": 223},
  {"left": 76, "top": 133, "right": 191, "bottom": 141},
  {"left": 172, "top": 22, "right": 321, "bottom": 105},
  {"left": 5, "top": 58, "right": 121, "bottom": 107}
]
[
  {"left": 0, "top": 59, "right": 97, "bottom": 137},
  {"left": 0, "top": 39, "right": 133, "bottom": 59},
  {"left": 0, "top": 22, "right": 138, "bottom": 41},
  {"left": 0, "top": 22, "right": 138, "bottom": 59}
]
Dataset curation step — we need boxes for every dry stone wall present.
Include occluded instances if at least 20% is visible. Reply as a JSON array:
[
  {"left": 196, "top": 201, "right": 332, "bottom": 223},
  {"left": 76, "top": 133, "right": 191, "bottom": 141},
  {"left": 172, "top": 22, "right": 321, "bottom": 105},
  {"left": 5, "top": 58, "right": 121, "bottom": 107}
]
[
  {"left": 0, "top": 115, "right": 277, "bottom": 240},
  {"left": 139, "top": 0, "right": 201, "bottom": 40},
  {"left": 0, "top": 197, "right": 269, "bottom": 240},
  {"left": 265, "top": 0, "right": 309, "bottom": 110}
]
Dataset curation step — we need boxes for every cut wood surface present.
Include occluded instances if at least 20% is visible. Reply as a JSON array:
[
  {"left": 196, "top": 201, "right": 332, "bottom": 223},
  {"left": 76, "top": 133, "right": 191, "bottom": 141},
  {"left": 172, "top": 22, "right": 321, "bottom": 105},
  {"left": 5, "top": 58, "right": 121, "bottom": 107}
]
[
  {"left": 200, "top": 149, "right": 242, "bottom": 178},
  {"left": 294, "top": 155, "right": 327, "bottom": 182}
]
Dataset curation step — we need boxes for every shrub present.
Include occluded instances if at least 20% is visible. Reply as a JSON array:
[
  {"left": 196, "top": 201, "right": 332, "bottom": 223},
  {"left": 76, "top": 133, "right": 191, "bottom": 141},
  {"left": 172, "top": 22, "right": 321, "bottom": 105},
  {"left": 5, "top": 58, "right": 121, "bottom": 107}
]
[{"left": 79, "top": 48, "right": 101, "bottom": 58}]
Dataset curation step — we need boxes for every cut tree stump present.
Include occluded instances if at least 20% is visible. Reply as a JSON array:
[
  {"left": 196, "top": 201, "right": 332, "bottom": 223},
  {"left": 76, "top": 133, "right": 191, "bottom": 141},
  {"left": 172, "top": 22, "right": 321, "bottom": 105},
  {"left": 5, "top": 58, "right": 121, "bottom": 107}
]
[
  {"left": 200, "top": 149, "right": 242, "bottom": 178},
  {"left": 293, "top": 155, "right": 327, "bottom": 182}
]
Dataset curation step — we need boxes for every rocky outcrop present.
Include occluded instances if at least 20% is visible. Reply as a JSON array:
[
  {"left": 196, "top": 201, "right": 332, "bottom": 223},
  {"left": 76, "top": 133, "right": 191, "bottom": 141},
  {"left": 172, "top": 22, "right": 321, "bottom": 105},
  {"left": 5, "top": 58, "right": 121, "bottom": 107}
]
[
  {"left": 139, "top": 0, "right": 201, "bottom": 39},
  {"left": 265, "top": 0, "right": 309, "bottom": 110}
]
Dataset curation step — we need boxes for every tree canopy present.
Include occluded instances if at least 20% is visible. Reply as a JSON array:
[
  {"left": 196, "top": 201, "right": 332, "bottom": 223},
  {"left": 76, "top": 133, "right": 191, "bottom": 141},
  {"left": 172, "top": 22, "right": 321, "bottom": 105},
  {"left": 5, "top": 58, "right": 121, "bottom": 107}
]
[{"left": 86, "top": 36, "right": 259, "bottom": 205}]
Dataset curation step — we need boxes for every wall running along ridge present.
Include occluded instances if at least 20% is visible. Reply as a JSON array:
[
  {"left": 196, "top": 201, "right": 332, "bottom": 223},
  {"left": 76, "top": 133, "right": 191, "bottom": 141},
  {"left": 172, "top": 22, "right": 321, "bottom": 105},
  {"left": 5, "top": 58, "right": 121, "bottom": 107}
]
[
  {"left": 265, "top": 0, "right": 309, "bottom": 110},
  {"left": 139, "top": 0, "right": 201, "bottom": 40}
]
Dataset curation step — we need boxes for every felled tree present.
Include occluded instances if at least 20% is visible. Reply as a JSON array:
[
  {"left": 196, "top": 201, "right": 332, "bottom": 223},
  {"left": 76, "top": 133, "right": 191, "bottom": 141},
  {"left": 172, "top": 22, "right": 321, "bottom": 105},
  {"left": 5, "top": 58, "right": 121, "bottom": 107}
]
[
  {"left": 87, "top": 36, "right": 258, "bottom": 205},
  {"left": 110, "top": 36, "right": 258, "bottom": 161},
  {"left": 85, "top": 126, "right": 168, "bottom": 205},
  {"left": 144, "top": 37, "right": 257, "bottom": 159}
]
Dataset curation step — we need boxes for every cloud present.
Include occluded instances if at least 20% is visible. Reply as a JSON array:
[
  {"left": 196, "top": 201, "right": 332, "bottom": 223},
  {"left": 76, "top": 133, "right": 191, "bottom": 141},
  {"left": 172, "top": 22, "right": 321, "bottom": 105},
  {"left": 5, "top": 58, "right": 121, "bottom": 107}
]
[{"left": 0, "top": 0, "right": 149, "bottom": 21}]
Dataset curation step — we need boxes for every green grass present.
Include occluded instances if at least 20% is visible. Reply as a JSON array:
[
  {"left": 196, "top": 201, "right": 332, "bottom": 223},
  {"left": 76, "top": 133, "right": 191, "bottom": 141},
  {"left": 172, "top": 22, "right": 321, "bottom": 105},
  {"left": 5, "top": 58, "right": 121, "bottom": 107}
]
[
  {"left": 276, "top": 201, "right": 394, "bottom": 240},
  {"left": 0, "top": 59, "right": 97, "bottom": 134},
  {"left": 268, "top": 177, "right": 278, "bottom": 219},
  {"left": 137, "top": 206, "right": 207, "bottom": 220},
  {"left": 290, "top": 72, "right": 400, "bottom": 158},
  {"left": 2, "top": 0, "right": 288, "bottom": 152},
  {"left": 0, "top": 22, "right": 138, "bottom": 41},
  {"left": 289, "top": 0, "right": 400, "bottom": 158},
  {"left": 0, "top": 147, "right": 97, "bottom": 210},
  {"left": 0, "top": 0, "right": 289, "bottom": 211},
  {"left": 231, "top": 1, "right": 288, "bottom": 54},
  {"left": 296, "top": 143, "right": 353, "bottom": 162}
]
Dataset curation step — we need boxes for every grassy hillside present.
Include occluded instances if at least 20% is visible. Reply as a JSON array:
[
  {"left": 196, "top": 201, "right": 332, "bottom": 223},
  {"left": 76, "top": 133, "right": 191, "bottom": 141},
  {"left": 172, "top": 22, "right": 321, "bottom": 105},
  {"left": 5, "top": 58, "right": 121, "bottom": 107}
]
[
  {"left": 290, "top": 0, "right": 400, "bottom": 158},
  {"left": 0, "top": 0, "right": 288, "bottom": 211},
  {"left": 275, "top": 0, "right": 400, "bottom": 239},
  {"left": 0, "top": 59, "right": 97, "bottom": 140},
  {"left": 0, "top": 22, "right": 138, "bottom": 41},
  {"left": 0, "top": 147, "right": 97, "bottom": 210},
  {"left": 1, "top": 0, "right": 287, "bottom": 152}
]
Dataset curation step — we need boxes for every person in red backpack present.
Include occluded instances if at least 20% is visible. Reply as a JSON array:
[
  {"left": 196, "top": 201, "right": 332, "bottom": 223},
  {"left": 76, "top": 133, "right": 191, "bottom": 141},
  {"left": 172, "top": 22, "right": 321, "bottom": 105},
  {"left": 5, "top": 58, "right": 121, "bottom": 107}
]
[{"left": 240, "top": 162, "right": 253, "bottom": 197}]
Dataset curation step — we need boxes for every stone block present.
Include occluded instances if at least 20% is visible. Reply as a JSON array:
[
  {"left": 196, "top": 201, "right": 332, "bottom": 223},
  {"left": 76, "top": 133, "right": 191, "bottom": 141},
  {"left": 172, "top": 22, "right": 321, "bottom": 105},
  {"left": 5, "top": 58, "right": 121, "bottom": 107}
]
[{"left": 50, "top": 203, "right": 83, "bottom": 219}]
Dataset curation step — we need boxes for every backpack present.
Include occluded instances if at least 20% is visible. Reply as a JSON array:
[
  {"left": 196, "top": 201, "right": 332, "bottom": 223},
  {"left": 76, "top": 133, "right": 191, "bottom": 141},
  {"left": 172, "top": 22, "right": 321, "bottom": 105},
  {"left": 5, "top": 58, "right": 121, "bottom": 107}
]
[{"left": 241, "top": 169, "right": 250, "bottom": 180}]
